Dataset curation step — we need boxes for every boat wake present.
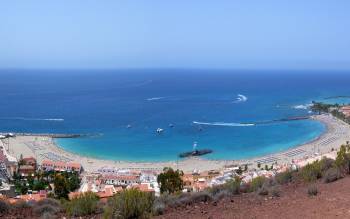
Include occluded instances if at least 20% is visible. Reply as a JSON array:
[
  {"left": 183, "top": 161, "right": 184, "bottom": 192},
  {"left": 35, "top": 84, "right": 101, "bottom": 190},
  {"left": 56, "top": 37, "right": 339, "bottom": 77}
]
[
  {"left": 193, "top": 121, "right": 255, "bottom": 127},
  {"left": 0, "top": 117, "right": 64, "bottom": 122},
  {"left": 146, "top": 97, "right": 165, "bottom": 101},
  {"left": 234, "top": 94, "right": 248, "bottom": 103}
]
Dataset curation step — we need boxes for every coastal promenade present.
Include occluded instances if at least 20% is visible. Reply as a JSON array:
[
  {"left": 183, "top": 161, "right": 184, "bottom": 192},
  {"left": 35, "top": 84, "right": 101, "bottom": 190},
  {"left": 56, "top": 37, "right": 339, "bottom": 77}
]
[{"left": 3, "top": 114, "right": 350, "bottom": 173}]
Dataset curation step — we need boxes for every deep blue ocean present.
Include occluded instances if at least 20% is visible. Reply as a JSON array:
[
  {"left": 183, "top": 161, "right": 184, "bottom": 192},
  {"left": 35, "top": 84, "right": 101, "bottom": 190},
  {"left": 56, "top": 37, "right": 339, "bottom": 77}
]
[{"left": 1, "top": 69, "right": 350, "bottom": 161}]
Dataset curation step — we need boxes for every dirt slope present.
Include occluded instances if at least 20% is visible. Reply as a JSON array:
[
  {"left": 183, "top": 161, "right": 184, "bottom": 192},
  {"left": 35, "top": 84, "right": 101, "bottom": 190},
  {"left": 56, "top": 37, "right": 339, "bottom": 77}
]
[{"left": 157, "top": 176, "right": 350, "bottom": 219}]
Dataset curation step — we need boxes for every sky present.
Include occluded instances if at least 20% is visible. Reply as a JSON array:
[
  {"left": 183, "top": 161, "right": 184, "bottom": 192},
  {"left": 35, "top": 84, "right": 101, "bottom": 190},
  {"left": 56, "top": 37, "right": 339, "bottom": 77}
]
[{"left": 1, "top": 1, "right": 350, "bottom": 70}]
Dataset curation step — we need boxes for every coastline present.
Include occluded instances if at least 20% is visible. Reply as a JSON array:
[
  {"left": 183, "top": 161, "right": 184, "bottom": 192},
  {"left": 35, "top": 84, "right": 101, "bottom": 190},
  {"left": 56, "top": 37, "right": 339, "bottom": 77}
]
[{"left": 3, "top": 114, "right": 350, "bottom": 173}]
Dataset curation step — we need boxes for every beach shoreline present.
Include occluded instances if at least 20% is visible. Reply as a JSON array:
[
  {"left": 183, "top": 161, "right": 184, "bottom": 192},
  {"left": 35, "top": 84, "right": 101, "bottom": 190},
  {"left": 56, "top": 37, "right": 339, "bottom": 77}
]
[{"left": 2, "top": 114, "right": 350, "bottom": 173}]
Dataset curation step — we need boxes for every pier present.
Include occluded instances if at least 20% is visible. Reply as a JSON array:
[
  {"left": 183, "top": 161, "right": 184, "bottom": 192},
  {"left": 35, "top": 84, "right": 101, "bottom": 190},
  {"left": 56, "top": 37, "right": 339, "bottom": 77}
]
[{"left": 256, "top": 116, "right": 311, "bottom": 125}]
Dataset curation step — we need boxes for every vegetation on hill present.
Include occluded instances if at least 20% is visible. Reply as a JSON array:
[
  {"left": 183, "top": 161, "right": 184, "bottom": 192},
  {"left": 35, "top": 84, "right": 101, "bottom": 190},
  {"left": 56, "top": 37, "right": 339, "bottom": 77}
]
[
  {"left": 157, "top": 167, "right": 184, "bottom": 194},
  {"left": 4, "top": 142, "right": 350, "bottom": 218},
  {"left": 12, "top": 168, "right": 80, "bottom": 198},
  {"left": 64, "top": 192, "right": 100, "bottom": 217},
  {"left": 104, "top": 188, "right": 155, "bottom": 219},
  {"left": 311, "top": 101, "right": 350, "bottom": 123},
  {"left": 310, "top": 102, "right": 338, "bottom": 114},
  {"left": 53, "top": 172, "right": 81, "bottom": 199}
]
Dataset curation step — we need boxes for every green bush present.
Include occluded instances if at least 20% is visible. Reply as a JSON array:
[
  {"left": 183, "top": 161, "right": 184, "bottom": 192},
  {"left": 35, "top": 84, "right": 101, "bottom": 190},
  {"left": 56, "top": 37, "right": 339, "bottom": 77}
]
[
  {"left": 307, "top": 184, "right": 318, "bottom": 196},
  {"left": 0, "top": 200, "right": 11, "bottom": 214},
  {"left": 64, "top": 192, "right": 100, "bottom": 217},
  {"left": 319, "top": 157, "right": 335, "bottom": 173},
  {"left": 224, "top": 177, "right": 241, "bottom": 195},
  {"left": 157, "top": 167, "right": 184, "bottom": 194},
  {"left": 335, "top": 145, "right": 350, "bottom": 173},
  {"left": 207, "top": 177, "right": 241, "bottom": 198},
  {"left": 323, "top": 167, "right": 341, "bottom": 183},
  {"left": 300, "top": 160, "right": 322, "bottom": 182},
  {"left": 275, "top": 170, "right": 293, "bottom": 184},
  {"left": 104, "top": 189, "right": 154, "bottom": 219},
  {"left": 249, "top": 176, "right": 266, "bottom": 192}
]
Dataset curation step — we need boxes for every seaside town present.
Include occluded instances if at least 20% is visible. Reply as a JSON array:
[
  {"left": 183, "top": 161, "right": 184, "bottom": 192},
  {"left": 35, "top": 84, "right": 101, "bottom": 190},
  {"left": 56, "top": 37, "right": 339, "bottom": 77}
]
[{"left": 0, "top": 102, "right": 349, "bottom": 211}]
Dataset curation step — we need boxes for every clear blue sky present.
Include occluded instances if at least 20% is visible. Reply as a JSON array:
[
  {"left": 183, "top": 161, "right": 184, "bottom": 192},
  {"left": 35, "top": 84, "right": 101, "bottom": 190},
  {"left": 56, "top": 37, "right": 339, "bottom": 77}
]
[{"left": 1, "top": 0, "right": 350, "bottom": 70}]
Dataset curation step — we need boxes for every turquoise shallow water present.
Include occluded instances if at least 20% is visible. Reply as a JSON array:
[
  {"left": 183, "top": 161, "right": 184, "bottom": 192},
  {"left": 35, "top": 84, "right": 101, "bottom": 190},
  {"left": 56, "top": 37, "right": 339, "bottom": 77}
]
[{"left": 0, "top": 69, "right": 348, "bottom": 161}]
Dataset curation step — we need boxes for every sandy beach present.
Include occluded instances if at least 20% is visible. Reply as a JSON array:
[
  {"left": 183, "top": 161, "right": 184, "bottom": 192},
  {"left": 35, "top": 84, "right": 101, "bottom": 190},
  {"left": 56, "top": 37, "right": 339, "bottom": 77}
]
[{"left": 2, "top": 114, "right": 349, "bottom": 173}]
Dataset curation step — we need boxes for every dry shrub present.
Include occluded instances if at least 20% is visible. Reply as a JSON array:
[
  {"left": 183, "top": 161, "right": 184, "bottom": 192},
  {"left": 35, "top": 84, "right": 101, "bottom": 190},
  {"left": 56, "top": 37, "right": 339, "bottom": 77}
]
[{"left": 307, "top": 184, "right": 318, "bottom": 196}]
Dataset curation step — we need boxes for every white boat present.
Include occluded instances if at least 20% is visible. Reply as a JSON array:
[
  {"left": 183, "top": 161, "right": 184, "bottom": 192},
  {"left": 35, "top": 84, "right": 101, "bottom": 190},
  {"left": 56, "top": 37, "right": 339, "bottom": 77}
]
[{"left": 156, "top": 128, "right": 164, "bottom": 134}]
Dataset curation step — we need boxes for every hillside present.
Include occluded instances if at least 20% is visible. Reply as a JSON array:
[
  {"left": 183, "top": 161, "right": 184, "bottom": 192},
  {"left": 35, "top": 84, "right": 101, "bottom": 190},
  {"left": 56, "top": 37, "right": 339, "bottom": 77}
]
[{"left": 157, "top": 176, "right": 350, "bottom": 219}]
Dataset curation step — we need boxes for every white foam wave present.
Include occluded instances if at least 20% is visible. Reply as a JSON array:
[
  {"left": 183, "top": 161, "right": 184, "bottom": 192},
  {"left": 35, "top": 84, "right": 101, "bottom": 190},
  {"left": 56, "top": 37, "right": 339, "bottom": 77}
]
[
  {"left": 292, "top": 104, "right": 313, "bottom": 110},
  {"left": 0, "top": 117, "right": 64, "bottom": 122},
  {"left": 234, "top": 94, "right": 248, "bottom": 103},
  {"left": 193, "top": 121, "right": 255, "bottom": 127},
  {"left": 146, "top": 97, "right": 165, "bottom": 101}
]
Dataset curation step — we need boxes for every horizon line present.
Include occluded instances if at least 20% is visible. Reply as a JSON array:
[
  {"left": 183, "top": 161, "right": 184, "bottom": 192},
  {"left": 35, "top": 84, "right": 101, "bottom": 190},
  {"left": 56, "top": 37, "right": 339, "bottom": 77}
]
[{"left": 1, "top": 67, "right": 350, "bottom": 72}]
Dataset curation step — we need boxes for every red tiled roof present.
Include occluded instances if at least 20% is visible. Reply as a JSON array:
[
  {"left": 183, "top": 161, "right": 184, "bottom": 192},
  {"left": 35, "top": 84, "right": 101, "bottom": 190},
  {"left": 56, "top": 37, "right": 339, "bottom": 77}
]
[
  {"left": 41, "top": 160, "right": 81, "bottom": 171},
  {"left": 17, "top": 193, "right": 47, "bottom": 202},
  {"left": 42, "top": 160, "right": 54, "bottom": 165},
  {"left": 96, "top": 190, "right": 114, "bottom": 198},
  {"left": 131, "top": 184, "right": 155, "bottom": 193},
  {"left": 67, "top": 162, "right": 81, "bottom": 169}
]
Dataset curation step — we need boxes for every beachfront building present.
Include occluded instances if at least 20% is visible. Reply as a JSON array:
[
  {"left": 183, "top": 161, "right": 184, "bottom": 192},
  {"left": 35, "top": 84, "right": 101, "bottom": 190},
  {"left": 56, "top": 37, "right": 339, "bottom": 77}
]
[
  {"left": 340, "top": 106, "right": 350, "bottom": 118},
  {"left": 22, "top": 157, "right": 37, "bottom": 168},
  {"left": 100, "top": 174, "right": 141, "bottom": 187},
  {"left": 18, "top": 165, "right": 35, "bottom": 177},
  {"left": 41, "top": 160, "right": 82, "bottom": 172},
  {"left": 18, "top": 156, "right": 37, "bottom": 177}
]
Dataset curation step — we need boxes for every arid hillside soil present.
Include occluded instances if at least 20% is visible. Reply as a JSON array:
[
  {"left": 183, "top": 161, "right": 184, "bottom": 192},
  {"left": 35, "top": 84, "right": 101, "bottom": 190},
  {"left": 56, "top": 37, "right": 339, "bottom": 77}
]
[{"left": 157, "top": 176, "right": 350, "bottom": 219}]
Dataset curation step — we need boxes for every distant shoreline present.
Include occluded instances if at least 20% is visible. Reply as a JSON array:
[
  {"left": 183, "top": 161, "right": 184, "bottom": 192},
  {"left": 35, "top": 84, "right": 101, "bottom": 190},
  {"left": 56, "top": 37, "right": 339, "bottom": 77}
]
[{"left": 3, "top": 114, "right": 350, "bottom": 173}]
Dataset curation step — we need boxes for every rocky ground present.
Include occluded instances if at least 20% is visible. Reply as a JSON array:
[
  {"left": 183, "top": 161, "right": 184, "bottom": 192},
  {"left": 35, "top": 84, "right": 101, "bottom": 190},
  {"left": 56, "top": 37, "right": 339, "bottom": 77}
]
[{"left": 157, "top": 176, "right": 350, "bottom": 219}]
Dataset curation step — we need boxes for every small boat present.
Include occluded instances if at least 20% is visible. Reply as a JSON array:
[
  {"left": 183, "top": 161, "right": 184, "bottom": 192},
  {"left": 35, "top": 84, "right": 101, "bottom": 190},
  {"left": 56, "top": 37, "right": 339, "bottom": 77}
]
[
  {"left": 169, "top": 123, "right": 174, "bottom": 128},
  {"left": 156, "top": 128, "right": 164, "bottom": 134},
  {"left": 126, "top": 124, "right": 132, "bottom": 129}
]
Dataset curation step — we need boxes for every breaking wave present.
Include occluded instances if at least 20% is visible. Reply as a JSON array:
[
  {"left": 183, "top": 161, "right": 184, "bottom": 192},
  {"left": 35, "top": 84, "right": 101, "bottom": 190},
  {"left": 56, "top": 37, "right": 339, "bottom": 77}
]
[
  {"left": 292, "top": 104, "right": 313, "bottom": 110},
  {"left": 193, "top": 121, "right": 255, "bottom": 127},
  {"left": 234, "top": 94, "right": 248, "bottom": 103},
  {"left": 0, "top": 117, "right": 64, "bottom": 122}
]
